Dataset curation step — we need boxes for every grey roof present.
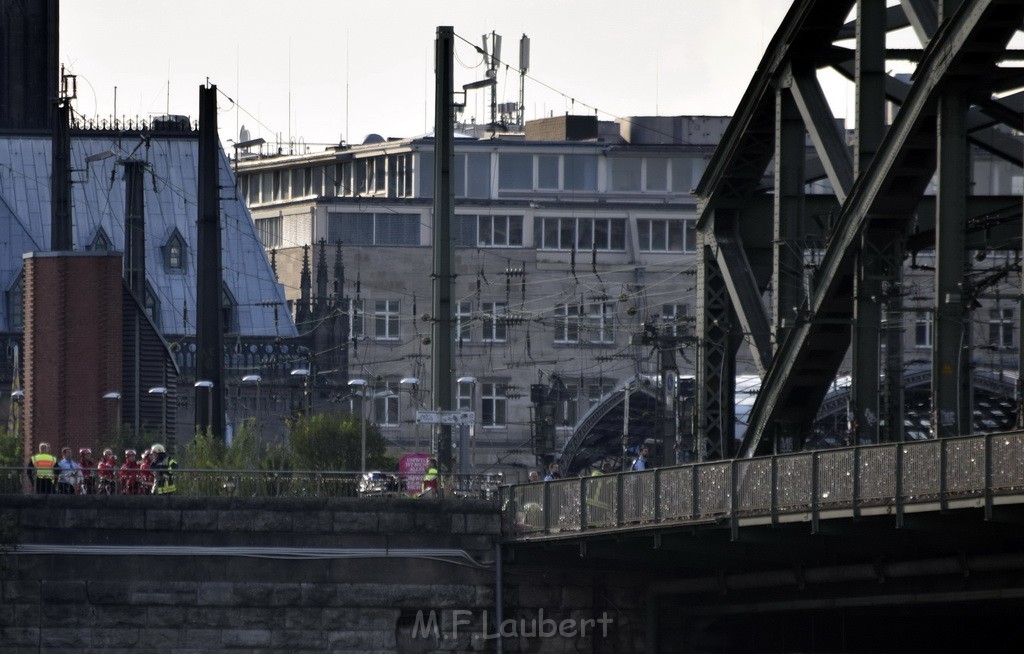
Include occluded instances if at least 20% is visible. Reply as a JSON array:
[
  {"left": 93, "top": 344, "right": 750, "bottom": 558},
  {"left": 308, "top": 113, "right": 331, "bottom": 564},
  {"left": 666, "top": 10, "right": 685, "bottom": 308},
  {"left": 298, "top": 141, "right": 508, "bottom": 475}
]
[{"left": 0, "top": 134, "right": 296, "bottom": 339}]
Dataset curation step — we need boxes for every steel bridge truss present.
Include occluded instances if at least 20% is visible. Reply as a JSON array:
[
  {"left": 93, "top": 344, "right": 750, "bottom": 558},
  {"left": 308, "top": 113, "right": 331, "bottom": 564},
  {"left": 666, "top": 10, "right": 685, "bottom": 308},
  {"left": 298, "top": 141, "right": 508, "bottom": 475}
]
[{"left": 696, "top": 0, "right": 1024, "bottom": 458}]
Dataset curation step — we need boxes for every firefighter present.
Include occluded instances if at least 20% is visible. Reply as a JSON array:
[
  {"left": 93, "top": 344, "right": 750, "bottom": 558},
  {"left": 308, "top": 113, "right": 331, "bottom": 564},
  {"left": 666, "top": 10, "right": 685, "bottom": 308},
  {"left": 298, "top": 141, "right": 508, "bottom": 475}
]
[
  {"left": 77, "top": 448, "right": 95, "bottom": 494},
  {"left": 119, "top": 449, "right": 142, "bottom": 495},
  {"left": 26, "top": 442, "right": 57, "bottom": 494},
  {"left": 149, "top": 444, "right": 178, "bottom": 495},
  {"left": 96, "top": 448, "right": 118, "bottom": 495}
]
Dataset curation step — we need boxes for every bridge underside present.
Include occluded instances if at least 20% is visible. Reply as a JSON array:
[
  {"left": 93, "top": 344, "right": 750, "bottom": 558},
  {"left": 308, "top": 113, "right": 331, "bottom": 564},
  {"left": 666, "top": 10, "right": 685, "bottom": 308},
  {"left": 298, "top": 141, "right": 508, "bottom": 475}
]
[
  {"left": 506, "top": 499, "right": 1024, "bottom": 650},
  {"left": 695, "top": 0, "right": 1024, "bottom": 460}
]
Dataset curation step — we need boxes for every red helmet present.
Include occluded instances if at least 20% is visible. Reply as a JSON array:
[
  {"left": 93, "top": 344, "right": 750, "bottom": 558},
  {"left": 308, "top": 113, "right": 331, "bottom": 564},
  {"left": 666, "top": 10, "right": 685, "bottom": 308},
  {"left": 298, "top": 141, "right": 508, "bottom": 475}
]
[{"left": 79, "top": 448, "right": 92, "bottom": 457}]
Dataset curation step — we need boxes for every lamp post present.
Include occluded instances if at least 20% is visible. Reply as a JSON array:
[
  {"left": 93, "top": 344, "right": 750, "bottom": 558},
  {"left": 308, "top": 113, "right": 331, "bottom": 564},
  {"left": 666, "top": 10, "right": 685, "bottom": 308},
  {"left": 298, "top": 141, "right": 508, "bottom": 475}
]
[
  {"left": 348, "top": 378, "right": 369, "bottom": 473},
  {"left": 242, "top": 374, "right": 262, "bottom": 437},
  {"left": 400, "top": 377, "right": 421, "bottom": 449},
  {"left": 457, "top": 376, "right": 477, "bottom": 476},
  {"left": 102, "top": 391, "right": 122, "bottom": 434},
  {"left": 194, "top": 381, "right": 214, "bottom": 434},
  {"left": 148, "top": 387, "right": 168, "bottom": 442},
  {"left": 290, "top": 368, "right": 311, "bottom": 418}
]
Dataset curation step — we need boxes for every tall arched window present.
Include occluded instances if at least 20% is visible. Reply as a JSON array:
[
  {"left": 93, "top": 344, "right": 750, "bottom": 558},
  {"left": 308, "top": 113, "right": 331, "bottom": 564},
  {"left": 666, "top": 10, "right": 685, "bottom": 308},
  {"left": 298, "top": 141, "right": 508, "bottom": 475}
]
[
  {"left": 221, "top": 284, "right": 237, "bottom": 336},
  {"left": 163, "top": 228, "right": 187, "bottom": 272}
]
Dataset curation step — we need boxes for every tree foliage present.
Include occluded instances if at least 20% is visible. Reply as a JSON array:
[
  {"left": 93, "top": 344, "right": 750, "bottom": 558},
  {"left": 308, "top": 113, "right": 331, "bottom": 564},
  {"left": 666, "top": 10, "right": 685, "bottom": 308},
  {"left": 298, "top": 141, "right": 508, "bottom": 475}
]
[
  {"left": 287, "top": 410, "right": 397, "bottom": 472},
  {"left": 0, "top": 425, "right": 22, "bottom": 467}
]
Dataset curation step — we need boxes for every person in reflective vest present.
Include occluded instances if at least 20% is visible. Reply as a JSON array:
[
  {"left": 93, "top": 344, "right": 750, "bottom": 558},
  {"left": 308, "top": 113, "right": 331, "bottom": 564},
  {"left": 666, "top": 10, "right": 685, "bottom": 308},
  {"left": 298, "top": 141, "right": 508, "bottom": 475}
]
[
  {"left": 149, "top": 443, "right": 178, "bottom": 495},
  {"left": 26, "top": 442, "right": 56, "bottom": 494},
  {"left": 421, "top": 458, "right": 439, "bottom": 497}
]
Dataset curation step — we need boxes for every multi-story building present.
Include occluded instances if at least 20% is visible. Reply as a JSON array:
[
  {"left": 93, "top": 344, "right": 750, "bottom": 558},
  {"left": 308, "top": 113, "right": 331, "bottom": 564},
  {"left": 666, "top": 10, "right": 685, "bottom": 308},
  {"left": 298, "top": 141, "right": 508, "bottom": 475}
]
[{"left": 235, "top": 115, "right": 721, "bottom": 479}]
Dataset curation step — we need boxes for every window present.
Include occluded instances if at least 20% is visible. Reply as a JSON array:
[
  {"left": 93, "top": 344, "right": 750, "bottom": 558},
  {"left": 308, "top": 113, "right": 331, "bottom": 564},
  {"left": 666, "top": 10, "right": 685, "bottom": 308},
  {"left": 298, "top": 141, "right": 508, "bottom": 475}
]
[
  {"left": 638, "top": 218, "right": 696, "bottom": 253},
  {"left": 915, "top": 311, "right": 932, "bottom": 348},
  {"left": 498, "top": 153, "right": 532, "bottom": 190},
  {"left": 163, "top": 229, "right": 187, "bottom": 272},
  {"left": 477, "top": 215, "right": 523, "bottom": 247},
  {"left": 456, "top": 301, "right": 473, "bottom": 343},
  {"left": 256, "top": 216, "right": 283, "bottom": 248},
  {"left": 465, "top": 153, "right": 490, "bottom": 198},
  {"left": 671, "top": 157, "right": 708, "bottom": 193},
  {"left": 327, "top": 212, "right": 419, "bottom": 246},
  {"left": 646, "top": 158, "right": 668, "bottom": 191},
  {"left": 6, "top": 272, "right": 23, "bottom": 331},
  {"left": 481, "top": 382, "right": 507, "bottom": 427},
  {"left": 221, "top": 284, "right": 237, "bottom": 336},
  {"left": 661, "top": 304, "right": 689, "bottom": 338},
  {"left": 989, "top": 307, "right": 1015, "bottom": 349},
  {"left": 609, "top": 158, "right": 642, "bottom": 192},
  {"left": 559, "top": 383, "right": 578, "bottom": 429},
  {"left": 394, "top": 153, "right": 414, "bottom": 197},
  {"left": 535, "top": 217, "right": 626, "bottom": 251},
  {"left": 88, "top": 228, "right": 113, "bottom": 251},
  {"left": 554, "top": 303, "right": 580, "bottom": 343},
  {"left": 374, "top": 392, "right": 399, "bottom": 427},
  {"left": 584, "top": 302, "right": 615, "bottom": 344},
  {"left": 374, "top": 300, "right": 400, "bottom": 340},
  {"left": 347, "top": 299, "right": 364, "bottom": 338},
  {"left": 481, "top": 302, "right": 507, "bottom": 342},
  {"left": 538, "top": 155, "right": 559, "bottom": 189},
  {"left": 457, "top": 382, "right": 474, "bottom": 411},
  {"left": 564, "top": 154, "right": 597, "bottom": 191},
  {"left": 144, "top": 281, "right": 161, "bottom": 328}
]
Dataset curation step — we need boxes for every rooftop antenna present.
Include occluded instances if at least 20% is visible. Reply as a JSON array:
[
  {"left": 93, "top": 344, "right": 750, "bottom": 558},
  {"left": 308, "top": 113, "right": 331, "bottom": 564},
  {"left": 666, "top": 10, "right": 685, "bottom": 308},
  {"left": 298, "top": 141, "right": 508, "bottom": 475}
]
[{"left": 518, "top": 34, "right": 530, "bottom": 128}]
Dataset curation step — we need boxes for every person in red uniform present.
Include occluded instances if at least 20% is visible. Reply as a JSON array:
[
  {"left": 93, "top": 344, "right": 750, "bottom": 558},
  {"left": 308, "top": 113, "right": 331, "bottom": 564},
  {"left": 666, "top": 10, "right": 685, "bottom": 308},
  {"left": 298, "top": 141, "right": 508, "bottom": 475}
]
[
  {"left": 77, "top": 448, "right": 95, "bottom": 494},
  {"left": 119, "top": 449, "right": 141, "bottom": 495},
  {"left": 96, "top": 448, "right": 118, "bottom": 495},
  {"left": 138, "top": 449, "right": 155, "bottom": 495}
]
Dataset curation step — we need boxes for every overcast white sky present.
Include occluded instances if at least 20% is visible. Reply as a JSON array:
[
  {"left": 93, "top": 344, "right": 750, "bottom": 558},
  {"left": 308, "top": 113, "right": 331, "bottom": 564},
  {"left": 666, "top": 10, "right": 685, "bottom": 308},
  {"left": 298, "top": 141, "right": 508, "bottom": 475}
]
[{"left": 61, "top": 1, "right": 803, "bottom": 149}]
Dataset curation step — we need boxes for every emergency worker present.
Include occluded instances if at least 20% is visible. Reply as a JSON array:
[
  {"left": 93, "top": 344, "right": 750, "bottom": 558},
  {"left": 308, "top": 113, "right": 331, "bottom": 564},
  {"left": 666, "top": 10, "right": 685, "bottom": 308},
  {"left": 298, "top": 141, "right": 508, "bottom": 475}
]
[
  {"left": 149, "top": 444, "right": 178, "bottom": 495},
  {"left": 26, "top": 442, "right": 56, "bottom": 494}
]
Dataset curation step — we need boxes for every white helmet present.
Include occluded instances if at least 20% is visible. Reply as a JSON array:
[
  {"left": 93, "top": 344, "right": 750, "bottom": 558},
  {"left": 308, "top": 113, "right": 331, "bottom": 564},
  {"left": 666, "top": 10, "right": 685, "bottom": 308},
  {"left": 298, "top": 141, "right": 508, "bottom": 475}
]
[{"left": 150, "top": 443, "right": 166, "bottom": 453}]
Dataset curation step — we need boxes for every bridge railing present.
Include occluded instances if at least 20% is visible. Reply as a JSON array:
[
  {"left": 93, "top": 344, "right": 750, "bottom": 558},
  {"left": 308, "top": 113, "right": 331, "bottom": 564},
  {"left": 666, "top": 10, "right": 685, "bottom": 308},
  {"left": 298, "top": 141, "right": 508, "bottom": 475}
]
[
  {"left": 0, "top": 468, "right": 502, "bottom": 500},
  {"left": 502, "top": 431, "right": 1024, "bottom": 538}
]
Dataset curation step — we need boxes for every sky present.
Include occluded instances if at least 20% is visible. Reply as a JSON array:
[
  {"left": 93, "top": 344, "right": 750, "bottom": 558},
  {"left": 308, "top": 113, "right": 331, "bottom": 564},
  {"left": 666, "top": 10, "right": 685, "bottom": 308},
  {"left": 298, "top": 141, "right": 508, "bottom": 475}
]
[{"left": 60, "top": 1, "right": 800, "bottom": 150}]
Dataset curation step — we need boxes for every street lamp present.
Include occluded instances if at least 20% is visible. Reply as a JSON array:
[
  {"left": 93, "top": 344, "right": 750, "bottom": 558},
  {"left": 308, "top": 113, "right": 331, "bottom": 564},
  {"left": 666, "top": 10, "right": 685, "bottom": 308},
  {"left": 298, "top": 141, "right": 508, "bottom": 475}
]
[
  {"left": 290, "top": 368, "right": 311, "bottom": 417},
  {"left": 242, "top": 374, "right": 262, "bottom": 437},
  {"left": 102, "top": 391, "right": 122, "bottom": 433},
  {"left": 194, "top": 380, "right": 214, "bottom": 433},
  {"left": 457, "top": 376, "right": 478, "bottom": 476},
  {"left": 148, "top": 386, "right": 169, "bottom": 441},
  {"left": 348, "top": 378, "right": 369, "bottom": 473}
]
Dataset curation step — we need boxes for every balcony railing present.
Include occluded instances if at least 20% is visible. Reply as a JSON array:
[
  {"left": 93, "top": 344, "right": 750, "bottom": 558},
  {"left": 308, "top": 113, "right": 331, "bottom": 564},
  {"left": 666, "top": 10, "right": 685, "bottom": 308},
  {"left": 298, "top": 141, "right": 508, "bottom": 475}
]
[{"left": 502, "top": 431, "right": 1024, "bottom": 540}]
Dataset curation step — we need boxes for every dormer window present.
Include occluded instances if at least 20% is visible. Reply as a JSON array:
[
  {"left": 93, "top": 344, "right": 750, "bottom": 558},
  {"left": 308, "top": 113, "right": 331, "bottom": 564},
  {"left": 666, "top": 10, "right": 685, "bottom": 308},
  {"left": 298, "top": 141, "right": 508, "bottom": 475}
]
[
  {"left": 144, "top": 281, "right": 161, "bottom": 327},
  {"left": 88, "top": 228, "right": 113, "bottom": 251},
  {"left": 221, "top": 284, "right": 237, "bottom": 336},
  {"left": 163, "top": 229, "right": 187, "bottom": 273}
]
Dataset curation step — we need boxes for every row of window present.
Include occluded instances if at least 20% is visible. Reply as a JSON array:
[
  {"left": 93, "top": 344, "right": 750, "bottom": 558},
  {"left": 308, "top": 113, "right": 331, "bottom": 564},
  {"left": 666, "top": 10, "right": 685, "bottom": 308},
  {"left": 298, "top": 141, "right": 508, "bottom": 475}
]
[
  {"left": 240, "top": 152, "right": 710, "bottom": 205},
  {"left": 311, "top": 212, "right": 699, "bottom": 252},
  {"left": 913, "top": 309, "right": 1016, "bottom": 349},
  {"left": 335, "top": 300, "right": 690, "bottom": 345}
]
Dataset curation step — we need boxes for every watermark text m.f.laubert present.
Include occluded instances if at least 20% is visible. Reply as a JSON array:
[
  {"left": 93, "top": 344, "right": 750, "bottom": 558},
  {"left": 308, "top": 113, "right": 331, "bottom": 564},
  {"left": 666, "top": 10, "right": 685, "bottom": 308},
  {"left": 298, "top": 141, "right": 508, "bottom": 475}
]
[{"left": 413, "top": 608, "right": 613, "bottom": 640}]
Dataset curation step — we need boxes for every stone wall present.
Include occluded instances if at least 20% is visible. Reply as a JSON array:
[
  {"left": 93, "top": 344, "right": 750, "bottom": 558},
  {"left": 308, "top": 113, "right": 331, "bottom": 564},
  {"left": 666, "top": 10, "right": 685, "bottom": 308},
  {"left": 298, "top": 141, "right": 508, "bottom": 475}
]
[
  {"left": 0, "top": 495, "right": 645, "bottom": 653},
  {"left": 0, "top": 495, "right": 500, "bottom": 653}
]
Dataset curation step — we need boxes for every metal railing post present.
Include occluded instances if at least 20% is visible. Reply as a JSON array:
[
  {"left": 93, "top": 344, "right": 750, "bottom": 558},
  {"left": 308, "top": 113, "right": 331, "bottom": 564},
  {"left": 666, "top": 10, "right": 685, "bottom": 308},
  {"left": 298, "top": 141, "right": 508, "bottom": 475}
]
[
  {"left": 810, "top": 452, "right": 819, "bottom": 534},
  {"left": 691, "top": 462, "right": 700, "bottom": 519},
  {"left": 543, "top": 480, "right": 553, "bottom": 534},
  {"left": 730, "top": 459, "right": 739, "bottom": 541},
  {"left": 895, "top": 443, "right": 904, "bottom": 528},
  {"left": 852, "top": 446, "right": 861, "bottom": 519},
  {"left": 984, "top": 432, "right": 993, "bottom": 521},
  {"left": 653, "top": 468, "right": 661, "bottom": 523},
  {"left": 770, "top": 455, "right": 779, "bottom": 525},
  {"left": 939, "top": 438, "right": 948, "bottom": 513},
  {"left": 579, "top": 476, "right": 588, "bottom": 531}
]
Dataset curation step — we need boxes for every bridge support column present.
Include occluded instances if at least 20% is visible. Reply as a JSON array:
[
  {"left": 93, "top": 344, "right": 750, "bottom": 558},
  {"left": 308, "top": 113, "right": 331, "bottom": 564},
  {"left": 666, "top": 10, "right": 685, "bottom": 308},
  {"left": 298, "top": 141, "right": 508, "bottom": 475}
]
[
  {"left": 697, "top": 233, "right": 737, "bottom": 460},
  {"left": 932, "top": 91, "right": 971, "bottom": 438}
]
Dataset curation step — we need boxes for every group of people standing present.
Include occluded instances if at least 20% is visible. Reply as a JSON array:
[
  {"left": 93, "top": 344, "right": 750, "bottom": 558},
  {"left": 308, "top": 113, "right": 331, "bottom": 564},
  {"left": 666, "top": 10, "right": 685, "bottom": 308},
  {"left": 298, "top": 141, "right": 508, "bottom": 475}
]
[{"left": 26, "top": 442, "right": 178, "bottom": 495}]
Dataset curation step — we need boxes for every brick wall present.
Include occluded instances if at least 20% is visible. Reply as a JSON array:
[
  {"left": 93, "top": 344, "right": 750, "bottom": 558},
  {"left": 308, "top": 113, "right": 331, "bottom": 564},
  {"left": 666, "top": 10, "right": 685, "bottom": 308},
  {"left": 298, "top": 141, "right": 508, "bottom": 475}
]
[{"left": 22, "top": 252, "right": 123, "bottom": 460}]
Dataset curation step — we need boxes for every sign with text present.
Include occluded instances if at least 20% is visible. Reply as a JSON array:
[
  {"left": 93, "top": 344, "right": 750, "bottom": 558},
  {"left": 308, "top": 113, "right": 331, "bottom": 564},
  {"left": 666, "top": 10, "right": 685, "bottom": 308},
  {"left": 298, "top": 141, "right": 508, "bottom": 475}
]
[{"left": 415, "top": 410, "right": 475, "bottom": 425}]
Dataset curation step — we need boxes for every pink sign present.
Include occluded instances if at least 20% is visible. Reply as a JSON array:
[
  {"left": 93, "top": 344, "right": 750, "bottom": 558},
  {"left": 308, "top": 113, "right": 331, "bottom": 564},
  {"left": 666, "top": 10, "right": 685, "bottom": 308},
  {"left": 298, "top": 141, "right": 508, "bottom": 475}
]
[{"left": 399, "top": 452, "right": 432, "bottom": 496}]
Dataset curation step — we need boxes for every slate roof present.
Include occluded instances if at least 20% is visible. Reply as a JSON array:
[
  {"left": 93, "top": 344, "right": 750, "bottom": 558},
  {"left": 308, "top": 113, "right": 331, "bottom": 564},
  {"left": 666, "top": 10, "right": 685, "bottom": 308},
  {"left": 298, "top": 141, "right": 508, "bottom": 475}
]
[{"left": 0, "top": 132, "right": 296, "bottom": 339}]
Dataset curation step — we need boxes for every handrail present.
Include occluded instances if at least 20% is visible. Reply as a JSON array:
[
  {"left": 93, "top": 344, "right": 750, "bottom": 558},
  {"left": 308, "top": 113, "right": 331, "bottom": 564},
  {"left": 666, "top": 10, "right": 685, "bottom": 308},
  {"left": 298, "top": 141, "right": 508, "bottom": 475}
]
[
  {"left": 1, "top": 467, "right": 503, "bottom": 500},
  {"left": 503, "top": 431, "right": 1024, "bottom": 540}
]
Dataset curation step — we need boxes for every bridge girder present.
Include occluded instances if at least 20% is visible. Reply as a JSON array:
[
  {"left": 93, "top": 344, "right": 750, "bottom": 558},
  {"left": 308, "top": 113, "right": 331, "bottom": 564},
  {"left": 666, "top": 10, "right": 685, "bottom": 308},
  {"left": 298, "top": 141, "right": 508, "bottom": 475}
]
[{"left": 696, "top": 0, "right": 1024, "bottom": 458}]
